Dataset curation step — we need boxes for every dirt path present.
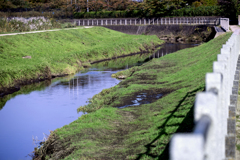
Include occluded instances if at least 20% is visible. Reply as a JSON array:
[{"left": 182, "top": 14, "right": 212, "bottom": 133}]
[{"left": 0, "top": 26, "right": 93, "bottom": 37}]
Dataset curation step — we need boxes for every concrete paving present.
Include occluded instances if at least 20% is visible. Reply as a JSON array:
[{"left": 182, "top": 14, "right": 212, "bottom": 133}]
[
  {"left": 0, "top": 26, "right": 93, "bottom": 37},
  {"left": 230, "top": 25, "right": 240, "bottom": 32}
]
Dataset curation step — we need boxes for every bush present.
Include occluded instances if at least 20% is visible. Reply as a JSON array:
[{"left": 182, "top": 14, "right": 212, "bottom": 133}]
[{"left": 171, "top": 6, "right": 223, "bottom": 17}]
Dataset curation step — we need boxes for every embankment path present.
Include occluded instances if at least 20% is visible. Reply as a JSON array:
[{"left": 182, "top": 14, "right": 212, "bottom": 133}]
[{"left": 0, "top": 26, "right": 93, "bottom": 37}]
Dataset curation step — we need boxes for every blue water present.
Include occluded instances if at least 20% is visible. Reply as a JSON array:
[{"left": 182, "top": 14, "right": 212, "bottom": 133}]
[
  {"left": 0, "top": 69, "right": 121, "bottom": 160},
  {"left": 0, "top": 43, "right": 197, "bottom": 160}
]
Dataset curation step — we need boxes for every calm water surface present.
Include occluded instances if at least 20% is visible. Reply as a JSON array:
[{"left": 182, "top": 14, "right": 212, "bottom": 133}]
[{"left": 0, "top": 43, "right": 197, "bottom": 160}]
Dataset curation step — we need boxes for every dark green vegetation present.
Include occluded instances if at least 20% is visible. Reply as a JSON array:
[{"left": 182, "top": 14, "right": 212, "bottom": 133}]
[
  {"left": 74, "top": 6, "right": 223, "bottom": 18},
  {"left": 1, "top": 0, "right": 239, "bottom": 19},
  {"left": 0, "top": 27, "right": 162, "bottom": 94},
  {"left": 34, "top": 32, "right": 232, "bottom": 159}
]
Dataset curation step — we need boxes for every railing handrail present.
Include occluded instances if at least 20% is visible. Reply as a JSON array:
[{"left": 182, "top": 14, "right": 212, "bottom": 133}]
[
  {"left": 74, "top": 17, "right": 221, "bottom": 26},
  {"left": 170, "top": 28, "right": 240, "bottom": 160},
  {"left": 193, "top": 115, "right": 211, "bottom": 141}
]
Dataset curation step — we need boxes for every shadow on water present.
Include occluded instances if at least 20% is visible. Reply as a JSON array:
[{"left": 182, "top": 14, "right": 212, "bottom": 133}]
[
  {"left": 146, "top": 43, "right": 199, "bottom": 62},
  {"left": 0, "top": 75, "right": 76, "bottom": 110}
]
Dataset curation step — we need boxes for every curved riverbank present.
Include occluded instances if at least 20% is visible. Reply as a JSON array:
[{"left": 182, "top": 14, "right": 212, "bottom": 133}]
[
  {"left": 34, "top": 33, "right": 231, "bottom": 159},
  {"left": 0, "top": 27, "right": 163, "bottom": 97}
]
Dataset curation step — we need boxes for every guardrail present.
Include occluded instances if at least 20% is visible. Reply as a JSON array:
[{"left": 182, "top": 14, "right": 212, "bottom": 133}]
[
  {"left": 220, "top": 18, "right": 229, "bottom": 32},
  {"left": 74, "top": 18, "right": 220, "bottom": 26},
  {"left": 170, "top": 29, "right": 240, "bottom": 160}
]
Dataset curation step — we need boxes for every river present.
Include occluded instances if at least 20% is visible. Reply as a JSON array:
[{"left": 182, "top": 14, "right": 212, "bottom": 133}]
[{"left": 0, "top": 43, "right": 198, "bottom": 160}]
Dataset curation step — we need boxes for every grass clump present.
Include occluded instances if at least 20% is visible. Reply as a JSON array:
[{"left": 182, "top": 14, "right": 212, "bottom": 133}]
[
  {"left": 0, "top": 27, "right": 162, "bottom": 92},
  {"left": 34, "top": 33, "right": 232, "bottom": 159}
]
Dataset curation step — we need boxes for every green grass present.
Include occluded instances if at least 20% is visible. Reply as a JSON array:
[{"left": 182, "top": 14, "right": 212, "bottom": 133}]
[
  {"left": 237, "top": 144, "right": 240, "bottom": 151},
  {"left": 35, "top": 32, "right": 232, "bottom": 159},
  {"left": 0, "top": 27, "right": 162, "bottom": 91}
]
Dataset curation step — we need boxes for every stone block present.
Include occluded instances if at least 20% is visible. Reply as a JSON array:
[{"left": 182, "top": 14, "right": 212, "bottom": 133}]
[
  {"left": 234, "top": 74, "right": 239, "bottom": 81},
  {"left": 230, "top": 95, "right": 237, "bottom": 105},
  {"left": 233, "top": 80, "right": 239, "bottom": 88},
  {"left": 225, "top": 135, "right": 236, "bottom": 158},
  {"left": 227, "top": 118, "right": 236, "bottom": 134},
  {"left": 232, "top": 87, "right": 238, "bottom": 95},
  {"left": 229, "top": 105, "right": 236, "bottom": 117}
]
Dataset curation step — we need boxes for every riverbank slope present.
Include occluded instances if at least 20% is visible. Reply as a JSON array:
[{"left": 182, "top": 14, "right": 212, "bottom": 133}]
[
  {"left": 0, "top": 27, "right": 162, "bottom": 97},
  {"left": 34, "top": 32, "right": 232, "bottom": 159}
]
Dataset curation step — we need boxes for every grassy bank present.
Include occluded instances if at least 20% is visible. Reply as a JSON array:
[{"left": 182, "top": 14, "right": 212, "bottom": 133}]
[
  {"left": 0, "top": 52, "right": 153, "bottom": 110},
  {"left": 0, "top": 27, "right": 162, "bottom": 93},
  {"left": 34, "top": 32, "right": 232, "bottom": 159}
]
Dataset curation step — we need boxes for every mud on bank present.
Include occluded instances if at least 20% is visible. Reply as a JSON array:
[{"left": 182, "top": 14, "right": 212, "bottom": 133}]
[{"left": 34, "top": 33, "right": 231, "bottom": 159}]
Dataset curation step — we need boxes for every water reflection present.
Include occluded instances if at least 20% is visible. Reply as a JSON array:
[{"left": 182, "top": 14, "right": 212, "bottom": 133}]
[
  {"left": 0, "top": 52, "right": 153, "bottom": 160},
  {"left": 0, "top": 43, "right": 198, "bottom": 160},
  {"left": 149, "top": 43, "right": 199, "bottom": 60}
]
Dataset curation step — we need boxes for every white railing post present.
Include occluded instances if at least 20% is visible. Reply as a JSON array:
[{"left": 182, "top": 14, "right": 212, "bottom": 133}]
[
  {"left": 170, "top": 29, "right": 240, "bottom": 160},
  {"left": 195, "top": 92, "right": 219, "bottom": 160}
]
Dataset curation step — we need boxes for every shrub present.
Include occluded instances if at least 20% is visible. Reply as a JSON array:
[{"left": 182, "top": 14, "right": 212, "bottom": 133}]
[{"left": 172, "top": 6, "right": 223, "bottom": 17}]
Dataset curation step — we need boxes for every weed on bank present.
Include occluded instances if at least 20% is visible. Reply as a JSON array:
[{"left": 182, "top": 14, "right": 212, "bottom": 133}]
[{"left": 34, "top": 33, "right": 232, "bottom": 159}]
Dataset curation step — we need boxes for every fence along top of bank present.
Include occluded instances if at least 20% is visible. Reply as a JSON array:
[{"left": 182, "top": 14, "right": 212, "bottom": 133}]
[
  {"left": 170, "top": 28, "right": 240, "bottom": 160},
  {"left": 74, "top": 17, "right": 220, "bottom": 26}
]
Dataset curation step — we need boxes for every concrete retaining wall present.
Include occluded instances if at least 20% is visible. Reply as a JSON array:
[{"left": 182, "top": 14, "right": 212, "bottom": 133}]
[
  {"left": 220, "top": 18, "right": 230, "bottom": 32},
  {"left": 104, "top": 25, "right": 215, "bottom": 43}
]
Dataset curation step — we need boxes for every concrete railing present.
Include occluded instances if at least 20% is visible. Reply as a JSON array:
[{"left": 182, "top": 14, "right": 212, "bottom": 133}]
[
  {"left": 170, "top": 29, "right": 240, "bottom": 160},
  {"left": 220, "top": 18, "right": 230, "bottom": 32},
  {"left": 238, "top": 15, "right": 240, "bottom": 25},
  {"left": 74, "top": 18, "right": 220, "bottom": 26}
]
